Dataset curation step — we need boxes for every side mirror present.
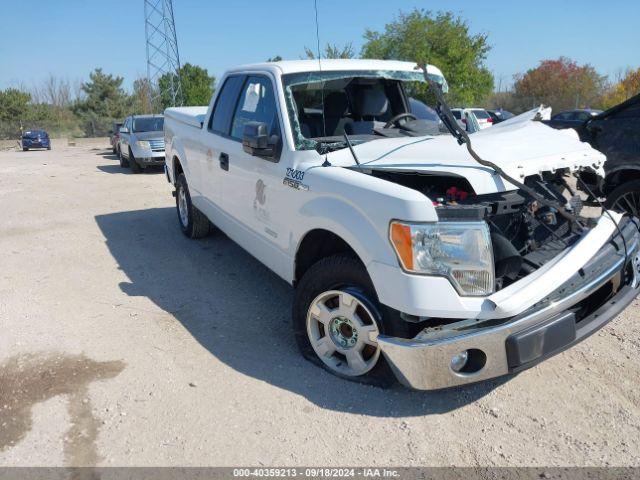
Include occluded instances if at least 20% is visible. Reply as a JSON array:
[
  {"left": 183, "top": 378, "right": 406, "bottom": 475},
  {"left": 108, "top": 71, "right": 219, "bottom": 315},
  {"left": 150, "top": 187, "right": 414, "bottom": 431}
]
[
  {"left": 242, "top": 122, "right": 279, "bottom": 160},
  {"left": 119, "top": 127, "right": 129, "bottom": 134}
]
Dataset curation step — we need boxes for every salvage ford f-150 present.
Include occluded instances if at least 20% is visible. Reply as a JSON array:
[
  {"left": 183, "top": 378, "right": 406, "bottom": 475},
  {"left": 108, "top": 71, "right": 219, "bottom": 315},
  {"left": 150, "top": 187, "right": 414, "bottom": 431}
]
[{"left": 163, "top": 59, "right": 640, "bottom": 390}]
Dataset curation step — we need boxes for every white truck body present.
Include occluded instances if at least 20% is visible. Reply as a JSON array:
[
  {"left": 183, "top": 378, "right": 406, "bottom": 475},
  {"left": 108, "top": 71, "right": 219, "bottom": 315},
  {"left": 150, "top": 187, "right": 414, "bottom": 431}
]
[{"left": 164, "top": 59, "right": 640, "bottom": 390}]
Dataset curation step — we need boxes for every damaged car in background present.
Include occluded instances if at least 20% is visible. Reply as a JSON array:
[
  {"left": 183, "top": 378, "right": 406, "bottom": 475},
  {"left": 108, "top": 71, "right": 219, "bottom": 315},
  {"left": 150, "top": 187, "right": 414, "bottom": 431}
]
[{"left": 164, "top": 59, "right": 640, "bottom": 390}]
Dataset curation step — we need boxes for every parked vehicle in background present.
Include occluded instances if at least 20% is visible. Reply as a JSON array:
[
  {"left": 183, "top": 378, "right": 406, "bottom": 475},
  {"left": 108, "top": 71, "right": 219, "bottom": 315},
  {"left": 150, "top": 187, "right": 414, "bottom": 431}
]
[
  {"left": 487, "top": 109, "right": 515, "bottom": 124},
  {"left": 450, "top": 108, "right": 468, "bottom": 130},
  {"left": 163, "top": 59, "right": 640, "bottom": 391},
  {"left": 21, "top": 130, "right": 51, "bottom": 151},
  {"left": 544, "top": 109, "right": 602, "bottom": 130},
  {"left": 110, "top": 122, "right": 123, "bottom": 154},
  {"left": 451, "top": 108, "right": 493, "bottom": 133},
  {"left": 118, "top": 115, "right": 165, "bottom": 173},
  {"left": 575, "top": 94, "right": 640, "bottom": 216}
]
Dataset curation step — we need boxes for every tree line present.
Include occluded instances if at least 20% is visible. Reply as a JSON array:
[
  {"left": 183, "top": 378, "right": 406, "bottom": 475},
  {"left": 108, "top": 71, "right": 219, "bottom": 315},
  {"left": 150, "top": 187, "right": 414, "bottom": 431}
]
[
  {"left": 1, "top": 9, "right": 638, "bottom": 139},
  {"left": 0, "top": 63, "right": 215, "bottom": 139}
]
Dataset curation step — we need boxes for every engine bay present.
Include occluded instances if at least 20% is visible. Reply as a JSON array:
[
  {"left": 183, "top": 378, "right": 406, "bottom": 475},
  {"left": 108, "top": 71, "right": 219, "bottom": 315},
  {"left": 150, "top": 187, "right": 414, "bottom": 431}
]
[{"left": 373, "top": 169, "right": 597, "bottom": 290}]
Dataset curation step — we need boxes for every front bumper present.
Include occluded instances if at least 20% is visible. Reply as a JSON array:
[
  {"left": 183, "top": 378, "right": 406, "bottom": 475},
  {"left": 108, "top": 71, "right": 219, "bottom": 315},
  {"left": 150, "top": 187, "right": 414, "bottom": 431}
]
[{"left": 378, "top": 218, "right": 640, "bottom": 390}]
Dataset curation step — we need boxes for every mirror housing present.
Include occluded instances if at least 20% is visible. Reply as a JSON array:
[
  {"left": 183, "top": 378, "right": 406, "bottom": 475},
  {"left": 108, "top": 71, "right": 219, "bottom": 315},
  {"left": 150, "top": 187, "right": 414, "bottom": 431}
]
[
  {"left": 242, "top": 122, "right": 279, "bottom": 160},
  {"left": 119, "top": 127, "right": 129, "bottom": 134}
]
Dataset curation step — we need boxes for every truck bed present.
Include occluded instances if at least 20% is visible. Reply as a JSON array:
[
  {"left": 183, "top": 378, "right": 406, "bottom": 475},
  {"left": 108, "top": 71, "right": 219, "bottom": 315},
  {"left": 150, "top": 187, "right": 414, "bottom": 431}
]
[{"left": 165, "top": 106, "right": 208, "bottom": 128}]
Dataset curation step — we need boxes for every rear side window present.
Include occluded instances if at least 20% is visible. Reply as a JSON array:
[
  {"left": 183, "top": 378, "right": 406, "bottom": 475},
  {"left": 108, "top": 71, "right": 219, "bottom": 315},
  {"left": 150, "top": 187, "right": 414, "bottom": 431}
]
[
  {"left": 471, "top": 109, "right": 490, "bottom": 119},
  {"left": 452, "top": 110, "right": 461, "bottom": 119},
  {"left": 230, "top": 76, "right": 279, "bottom": 140},
  {"left": 209, "top": 75, "right": 245, "bottom": 135}
]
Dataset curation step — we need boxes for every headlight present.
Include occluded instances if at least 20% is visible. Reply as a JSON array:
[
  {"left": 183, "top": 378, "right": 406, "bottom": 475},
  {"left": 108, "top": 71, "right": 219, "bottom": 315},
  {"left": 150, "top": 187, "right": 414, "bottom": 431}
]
[
  {"left": 135, "top": 140, "right": 151, "bottom": 149},
  {"left": 390, "top": 221, "right": 495, "bottom": 296}
]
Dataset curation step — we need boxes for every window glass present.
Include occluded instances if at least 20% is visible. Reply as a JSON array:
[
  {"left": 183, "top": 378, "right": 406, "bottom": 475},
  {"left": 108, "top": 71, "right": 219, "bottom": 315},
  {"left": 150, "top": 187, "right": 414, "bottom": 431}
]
[
  {"left": 471, "top": 109, "right": 490, "bottom": 119},
  {"left": 575, "top": 112, "right": 591, "bottom": 122},
  {"left": 133, "top": 117, "right": 164, "bottom": 132},
  {"left": 452, "top": 110, "right": 461, "bottom": 119},
  {"left": 209, "top": 75, "right": 245, "bottom": 134},
  {"left": 230, "top": 76, "right": 279, "bottom": 140}
]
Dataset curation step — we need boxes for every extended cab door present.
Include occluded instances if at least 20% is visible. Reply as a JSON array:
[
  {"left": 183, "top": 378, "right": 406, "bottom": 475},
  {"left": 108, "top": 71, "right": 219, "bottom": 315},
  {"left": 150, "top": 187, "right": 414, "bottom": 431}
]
[{"left": 217, "top": 75, "right": 291, "bottom": 273}]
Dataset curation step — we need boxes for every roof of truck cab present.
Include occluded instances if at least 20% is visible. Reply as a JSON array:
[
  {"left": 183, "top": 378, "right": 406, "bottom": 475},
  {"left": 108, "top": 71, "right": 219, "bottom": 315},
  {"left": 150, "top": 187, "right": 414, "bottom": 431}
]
[{"left": 226, "top": 59, "right": 444, "bottom": 77}]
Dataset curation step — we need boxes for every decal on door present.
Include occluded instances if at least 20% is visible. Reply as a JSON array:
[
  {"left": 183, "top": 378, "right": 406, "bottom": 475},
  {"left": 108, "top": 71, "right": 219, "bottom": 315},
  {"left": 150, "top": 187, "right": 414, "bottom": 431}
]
[
  {"left": 283, "top": 169, "right": 309, "bottom": 191},
  {"left": 254, "top": 179, "right": 270, "bottom": 222}
]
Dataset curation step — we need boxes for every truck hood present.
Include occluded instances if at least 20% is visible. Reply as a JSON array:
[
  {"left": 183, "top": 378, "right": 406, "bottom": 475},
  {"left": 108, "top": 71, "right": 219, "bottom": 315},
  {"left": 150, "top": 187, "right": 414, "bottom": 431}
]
[{"left": 326, "top": 108, "right": 606, "bottom": 194}]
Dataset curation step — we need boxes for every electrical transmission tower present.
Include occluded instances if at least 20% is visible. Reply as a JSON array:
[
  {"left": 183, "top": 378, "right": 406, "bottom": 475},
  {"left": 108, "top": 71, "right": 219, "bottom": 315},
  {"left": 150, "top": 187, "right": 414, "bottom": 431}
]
[{"left": 144, "top": 0, "right": 183, "bottom": 109}]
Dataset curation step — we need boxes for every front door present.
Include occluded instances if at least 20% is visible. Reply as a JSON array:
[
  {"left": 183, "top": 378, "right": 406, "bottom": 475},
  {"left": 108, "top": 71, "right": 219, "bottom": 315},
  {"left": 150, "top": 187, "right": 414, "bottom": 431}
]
[{"left": 220, "top": 75, "right": 289, "bottom": 266}]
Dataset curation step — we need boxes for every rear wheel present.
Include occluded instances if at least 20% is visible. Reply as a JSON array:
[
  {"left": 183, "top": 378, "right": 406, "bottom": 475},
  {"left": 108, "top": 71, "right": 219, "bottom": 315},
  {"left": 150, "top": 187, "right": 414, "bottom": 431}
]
[
  {"left": 293, "top": 254, "right": 395, "bottom": 387},
  {"left": 176, "top": 173, "right": 210, "bottom": 239},
  {"left": 23, "top": 147, "right": 28, "bottom": 151},
  {"left": 118, "top": 146, "right": 129, "bottom": 168},
  {"left": 605, "top": 180, "right": 640, "bottom": 217}
]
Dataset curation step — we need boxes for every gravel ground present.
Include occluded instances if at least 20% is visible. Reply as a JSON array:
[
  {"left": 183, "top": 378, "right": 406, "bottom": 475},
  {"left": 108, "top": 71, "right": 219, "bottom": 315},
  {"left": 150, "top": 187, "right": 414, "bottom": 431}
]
[{"left": 0, "top": 142, "right": 639, "bottom": 467}]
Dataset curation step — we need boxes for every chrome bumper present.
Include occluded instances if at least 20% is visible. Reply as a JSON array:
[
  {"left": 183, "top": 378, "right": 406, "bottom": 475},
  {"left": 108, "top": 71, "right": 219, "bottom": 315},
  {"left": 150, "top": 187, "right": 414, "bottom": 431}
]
[{"left": 378, "top": 220, "right": 640, "bottom": 390}]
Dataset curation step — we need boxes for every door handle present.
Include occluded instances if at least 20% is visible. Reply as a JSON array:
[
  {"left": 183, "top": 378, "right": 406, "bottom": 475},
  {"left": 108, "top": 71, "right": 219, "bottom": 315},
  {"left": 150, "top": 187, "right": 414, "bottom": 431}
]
[{"left": 219, "top": 152, "right": 229, "bottom": 171}]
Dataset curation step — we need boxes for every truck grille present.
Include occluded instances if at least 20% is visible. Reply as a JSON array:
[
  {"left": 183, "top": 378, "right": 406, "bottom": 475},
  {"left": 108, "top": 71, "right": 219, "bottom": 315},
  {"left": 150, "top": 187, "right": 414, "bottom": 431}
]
[{"left": 149, "top": 139, "right": 165, "bottom": 152}]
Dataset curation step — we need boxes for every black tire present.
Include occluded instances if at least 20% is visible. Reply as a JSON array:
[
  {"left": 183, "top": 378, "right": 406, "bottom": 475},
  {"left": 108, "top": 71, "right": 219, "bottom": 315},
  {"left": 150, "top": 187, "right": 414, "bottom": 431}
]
[
  {"left": 47, "top": 146, "right": 51, "bottom": 150},
  {"left": 129, "top": 149, "right": 142, "bottom": 174},
  {"left": 293, "top": 254, "right": 395, "bottom": 388},
  {"left": 605, "top": 180, "right": 640, "bottom": 217},
  {"left": 23, "top": 147, "right": 28, "bottom": 151},
  {"left": 176, "top": 173, "right": 210, "bottom": 239},
  {"left": 119, "top": 147, "right": 129, "bottom": 168}
]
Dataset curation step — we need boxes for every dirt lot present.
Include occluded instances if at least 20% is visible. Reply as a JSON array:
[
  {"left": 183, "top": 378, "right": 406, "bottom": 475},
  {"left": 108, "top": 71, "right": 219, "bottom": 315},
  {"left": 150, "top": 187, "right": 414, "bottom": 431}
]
[{"left": 0, "top": 142, "right": 639, "bottom": 467}]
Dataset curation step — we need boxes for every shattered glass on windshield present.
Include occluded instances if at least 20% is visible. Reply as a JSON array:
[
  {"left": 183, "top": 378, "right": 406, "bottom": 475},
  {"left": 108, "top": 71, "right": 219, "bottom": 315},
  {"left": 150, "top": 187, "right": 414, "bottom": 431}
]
[{"left": 283, "top": 70, "right": 448, "bottom": 151}]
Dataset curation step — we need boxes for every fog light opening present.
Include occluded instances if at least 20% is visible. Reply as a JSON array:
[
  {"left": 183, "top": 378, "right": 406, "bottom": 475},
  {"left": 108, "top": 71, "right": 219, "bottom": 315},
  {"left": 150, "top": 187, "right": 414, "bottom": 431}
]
[
  {"left": 450, "top": 351, "right": 469, "bottom": 373},
  {"left": 451, "top": 349, "right": 486, "bottom": 374}
]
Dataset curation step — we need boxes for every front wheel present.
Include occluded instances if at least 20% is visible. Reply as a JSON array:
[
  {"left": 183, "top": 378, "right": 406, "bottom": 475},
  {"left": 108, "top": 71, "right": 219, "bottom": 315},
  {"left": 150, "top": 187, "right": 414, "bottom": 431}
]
[
  {"left": 293, "top": 254, "right": 395, "bottom": 387},
  {"left": 605, "top": 180, "right": 640, "bottom": 217},
  {"left": 129, "top": 149, "right": 142, "bottom": 174},
  {"left": 118, "top": 146, "right": 129, "bottom": 168},
  {"left": 176, "top": 173, "right": 211, "bottom": 239}
]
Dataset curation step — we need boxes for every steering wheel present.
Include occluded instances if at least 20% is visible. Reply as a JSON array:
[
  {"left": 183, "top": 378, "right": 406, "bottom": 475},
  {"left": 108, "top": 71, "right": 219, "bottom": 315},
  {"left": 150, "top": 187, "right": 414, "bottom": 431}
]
[{"left": 384, "top": 112, "right": 418, "bottom": 129}]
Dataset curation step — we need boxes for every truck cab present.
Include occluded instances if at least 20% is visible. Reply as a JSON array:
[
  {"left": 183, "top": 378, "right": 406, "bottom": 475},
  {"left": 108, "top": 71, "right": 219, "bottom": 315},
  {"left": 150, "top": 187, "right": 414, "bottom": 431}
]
[{"left": 164, "top": 60, "right": 640, "bottom": 390}]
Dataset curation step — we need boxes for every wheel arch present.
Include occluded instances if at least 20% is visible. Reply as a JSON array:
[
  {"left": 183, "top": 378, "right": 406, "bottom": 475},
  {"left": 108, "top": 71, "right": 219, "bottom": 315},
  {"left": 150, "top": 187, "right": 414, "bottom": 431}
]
[
  {"left": 604, "top": 166, "right": 640, "bottom": 194},
  {"left": 294, "top": 229, "right": 366, "bottom": 286}
]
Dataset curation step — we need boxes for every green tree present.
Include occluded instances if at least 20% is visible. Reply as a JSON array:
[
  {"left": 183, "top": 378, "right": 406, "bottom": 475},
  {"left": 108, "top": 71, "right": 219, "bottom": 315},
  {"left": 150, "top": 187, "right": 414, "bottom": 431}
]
[
  {"left": 0, "top": 88, "right": 31, "bottom": 122},
  {"left": 131, "top": 78, "right": 156, "bottom": 115},
  {"left": 73, "top": 68, "right": 130, "bottom": 135},
  {"left": 159, "top": 63, "right": 215, "bottom": 109},
  {"left": 0, "top": 88, "right": 33, "bottom": 138},
  {"left": 513, "top": 57, "right": 605, "bottom": 111},
  {"left": 266, "top": 55, "right": 283, "bottom": 62},
  {"left": 303, "top": 42, "right": 355, "bottom": 59},
  {"left": 361, "top": 9, "right": 494, "bottom": 105}
]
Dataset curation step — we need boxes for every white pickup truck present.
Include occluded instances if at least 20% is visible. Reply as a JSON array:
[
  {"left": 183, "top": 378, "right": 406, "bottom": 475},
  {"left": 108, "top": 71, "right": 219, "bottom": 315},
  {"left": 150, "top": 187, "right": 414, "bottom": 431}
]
[{"left": 164, "top": 59, "right": 640, "bottom": 390}]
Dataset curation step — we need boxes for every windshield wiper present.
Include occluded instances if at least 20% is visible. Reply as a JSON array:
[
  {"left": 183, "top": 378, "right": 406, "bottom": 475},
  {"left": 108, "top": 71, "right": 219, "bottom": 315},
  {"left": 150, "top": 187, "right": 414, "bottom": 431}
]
[{"left": 418, "top": 64, "right": 585, "bottom": 229}]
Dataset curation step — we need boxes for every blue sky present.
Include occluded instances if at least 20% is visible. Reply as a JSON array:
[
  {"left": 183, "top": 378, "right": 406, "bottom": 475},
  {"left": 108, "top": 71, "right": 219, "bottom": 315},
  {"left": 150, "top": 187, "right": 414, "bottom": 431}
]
[{"left": 0, "top": 0, "right": 638, "bottom": 92}]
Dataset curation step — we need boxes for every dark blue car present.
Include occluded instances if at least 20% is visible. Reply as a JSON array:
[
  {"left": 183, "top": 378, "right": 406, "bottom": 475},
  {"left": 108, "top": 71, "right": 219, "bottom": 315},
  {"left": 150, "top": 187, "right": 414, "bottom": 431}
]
[{"left": 22, "top": 130, "right": 51, "bottom": 151}]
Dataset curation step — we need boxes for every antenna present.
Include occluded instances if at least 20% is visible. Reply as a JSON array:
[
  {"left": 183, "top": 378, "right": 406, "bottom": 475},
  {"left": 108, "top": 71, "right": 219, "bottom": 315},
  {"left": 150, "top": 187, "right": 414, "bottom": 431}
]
[
  {"left": 144, "top": 0, "right": 184, "bottom": 110},
  {"left": 313, "top": 0, "right": 327, "bottom": 141}
]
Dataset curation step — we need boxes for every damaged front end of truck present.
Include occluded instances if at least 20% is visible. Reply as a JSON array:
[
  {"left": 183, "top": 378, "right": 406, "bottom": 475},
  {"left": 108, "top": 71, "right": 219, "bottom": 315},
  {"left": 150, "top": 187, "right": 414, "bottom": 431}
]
[{"left": 360, "top": 85, "right": 640, "bottom": 389}]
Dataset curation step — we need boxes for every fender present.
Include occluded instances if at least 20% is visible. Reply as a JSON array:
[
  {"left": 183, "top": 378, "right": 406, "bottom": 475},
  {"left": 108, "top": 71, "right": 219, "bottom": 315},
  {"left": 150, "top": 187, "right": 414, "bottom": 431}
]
[
  {"left": 166, "top": 136, "right": 190, "bottom": 185},
  {"left": 291, "top": 166, "right": 439, "bottom": 290}
]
